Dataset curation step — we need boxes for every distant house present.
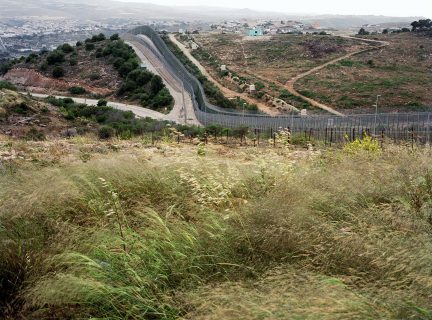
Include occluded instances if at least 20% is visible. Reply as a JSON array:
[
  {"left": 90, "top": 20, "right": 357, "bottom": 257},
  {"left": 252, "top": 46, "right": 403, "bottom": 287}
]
[{"left": 247, "top": 27, "right": 263, "bottom": 37}]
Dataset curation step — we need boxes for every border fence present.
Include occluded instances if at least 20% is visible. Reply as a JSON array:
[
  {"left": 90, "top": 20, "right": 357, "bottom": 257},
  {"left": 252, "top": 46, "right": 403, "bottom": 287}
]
[{"left": 125, "top": 26, "right": 432, "bottom": 142}]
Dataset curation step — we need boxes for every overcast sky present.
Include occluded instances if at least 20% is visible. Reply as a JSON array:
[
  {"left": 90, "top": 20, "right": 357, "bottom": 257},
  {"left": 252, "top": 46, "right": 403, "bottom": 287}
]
[{"left": 119, "top": 0, "right": 431, "bottom": 18}]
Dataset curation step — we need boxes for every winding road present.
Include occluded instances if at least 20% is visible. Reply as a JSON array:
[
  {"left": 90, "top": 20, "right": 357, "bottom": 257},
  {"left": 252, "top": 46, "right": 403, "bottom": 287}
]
[
  {"left": 285, "top": 36, "right": 389, "bottom": 116},
  {"left": 22, "top": 34, "right": 203, "bottom": 125},
  {"left": 170, "top": 33, "right": 389, "bottom": 116},
  {"left": 25, "top": 92, "right": 170, "bottom": 120},
  {"left": 168, "top": 34, "right": 279, "bottom": 116},
  {"left": 21, "top": 33, "right": 390, "bottom": 125},
  {"left": 125, "top": 35, "right": 199, "bottom": 125}
]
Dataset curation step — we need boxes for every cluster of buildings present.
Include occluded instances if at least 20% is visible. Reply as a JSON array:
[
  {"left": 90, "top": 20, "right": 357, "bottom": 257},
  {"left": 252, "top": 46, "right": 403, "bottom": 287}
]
[
  {"left": 358, "top": 22, "right": 412, "bottom": 34},
  {"left": 0, "top": 17, "right": 211, "bottom": 59},
  {"left": 209, "top": 20, "right": 326, "bottom": 36},
  {"left": 0, "top": 17, "right": 141, "bottom": 58}
]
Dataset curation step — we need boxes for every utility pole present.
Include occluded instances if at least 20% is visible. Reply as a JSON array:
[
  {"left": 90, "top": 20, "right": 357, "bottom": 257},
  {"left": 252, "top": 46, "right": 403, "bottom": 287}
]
[{"left": 373, "top": 95, "right": 381, "bottom": 136}]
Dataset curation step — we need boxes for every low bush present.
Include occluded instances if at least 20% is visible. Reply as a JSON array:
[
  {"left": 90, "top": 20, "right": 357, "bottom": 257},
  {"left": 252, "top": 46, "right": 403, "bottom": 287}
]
[
  {"left": 52, "top": 66, "right": 65, "bottom": 78},
  {"left": 85, "top": 43, "right": 95, "bottom": 51},
  {"left": 25, "top": 127, "right": 45, "bottom": 141},
  {"left": 68, "top": 86, "right": 86, "bottom": 95},
  {"left": 45, "top": 96, "right": 171, "bottom": 138},
  {"left": 0, "top": 81, "right": 17, "bottom": 91},
  {"left": 97, "top": 99, "right": 108, "bottom": 106},
  {"left": 98, "top": 125, "right": 114, "bottom": 139}
]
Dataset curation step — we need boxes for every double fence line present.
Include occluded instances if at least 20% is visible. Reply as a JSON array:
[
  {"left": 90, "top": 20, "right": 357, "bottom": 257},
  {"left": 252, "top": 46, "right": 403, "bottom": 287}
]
[{"left": 126, "top": 26, "right": 432, "bottom": 140}]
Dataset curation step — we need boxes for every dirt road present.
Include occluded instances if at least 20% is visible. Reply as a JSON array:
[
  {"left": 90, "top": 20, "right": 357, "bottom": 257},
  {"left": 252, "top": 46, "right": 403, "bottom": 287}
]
[
  {"left": 285, "top": 36, "right": 389, "bottom": 116},
  {"left": 26, "top": 92, "right": 170, "bottom": 120},
  {"left": 124, "top": 34, "right": 200, "bottom": 125},
  {"left": 168, "top": 34, "right": 279, "bottom": 116},
  {"left": 172, "top": 33, "right": 388, "bottom": 116}
]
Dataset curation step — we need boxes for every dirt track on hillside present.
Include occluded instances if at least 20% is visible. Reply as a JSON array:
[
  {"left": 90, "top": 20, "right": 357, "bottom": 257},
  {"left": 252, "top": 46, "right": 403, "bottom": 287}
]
[
  {"left": 168, "top": 34, "right": 279, "bottom": 116},
  {"left": 285, "top": 36, "right": 389, "bottom": 116}
]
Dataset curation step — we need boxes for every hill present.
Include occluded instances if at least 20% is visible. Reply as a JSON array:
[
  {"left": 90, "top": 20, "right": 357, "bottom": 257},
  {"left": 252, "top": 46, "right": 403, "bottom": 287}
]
[
  {"left": 0, "top": 34, "right": 174, "bottom": 113},
  {"left": 0, "top": 85, "right": 73, "bottom": 139},
  {"left": 187, "top": 31, "right": 432, "bottom": 114},
  {"left": 0, "top": 0, "right": 422, "bottom": 27},
  {"left": 0, "top": 83, "right": 178, "bottom": 141},
  {"left": 296, "top": 32, "right": 432, "bottom": 113},
  {"left": 184, "top": 33, "right": 373, "bottom": 114}
]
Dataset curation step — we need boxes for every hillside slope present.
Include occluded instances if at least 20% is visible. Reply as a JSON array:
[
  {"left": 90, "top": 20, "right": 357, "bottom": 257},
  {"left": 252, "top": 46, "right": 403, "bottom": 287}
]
[
  {"left": 190, "top": 33, "right": 373, "bottom": 114},
  {"left": 0, "top": 34, "right": 174, "bottom": 113},
  {"left": 0, "top": 88, "right": 71, "bottom": 139},
  {"left": 295, "top": 33, "right": 432, "bottom": 113}
]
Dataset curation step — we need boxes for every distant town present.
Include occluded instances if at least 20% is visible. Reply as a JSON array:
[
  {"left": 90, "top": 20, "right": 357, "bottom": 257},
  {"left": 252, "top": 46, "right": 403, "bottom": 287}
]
[
  {"left": 0, "top": 14, "right": 413, "bottom": 65},
  {"left": 0, "top": 17, "right": 202, "bottom": 61}
]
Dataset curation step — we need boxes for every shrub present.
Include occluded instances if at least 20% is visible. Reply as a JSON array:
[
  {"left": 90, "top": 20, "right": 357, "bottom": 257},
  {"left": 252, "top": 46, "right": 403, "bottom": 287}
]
[
  {"left": 39, "top": 62, "right": 48, "bottom": 71},
  {"left": 110, "top": 33, "right": 120, "bottom": 41},
  {"left": 343, "top": 135, "right": 381, "bottom": 154},
  {"left": 85, "top": 43, "right": 95, "bottom": 51},
  {"left": 149, "top": 87, "right": 173, "bottom": 109},
  {"left": 91, "top": 33, "right": 106, "bottom": 42},
  {"left": 25, "top": 127, "right": 45, "bottom": 141},
  {"left": 52, "top": 66, "right": 65, "bottom": 78},
  {"left": 89, "top": 73, "right": 101, "bottom": 81},
  {"left": 358, "top": 28, "right": 370, "bottom": 35},
  {"left": 14, "top": 102, "right": 30, "bottom": 115},
  {"left": 254, "top": 81, "right": 265, "bottom": 91},
  {"left": 0, "top": 62, "right": 12, "bottom": 75},
  {"left": 68, "top": 86, "right": 86, "bottom": 95},
  {"left": 59, "top": 43, "right": 74, "bottom": 54},
  {"left": 0, "top": 81, "right": 17, "bottom": 91},
  {"left": 97, "top": 99, "right": 108, "bottom": 106},
  {"left": 98, "top": 126, "right": 114, "bottom": 139},
  {"left": 46, "top": 50, "right": 65, "bottom": 65},
  {"left": 150, "top": 75, "right": 164, "bottom": 94},
  {"left": 25, "top": 53, "right": 38, "bottom": 64},
  {"left": 339, "top": 60, "right": 354, "bottom": 67},
  {"left": 69, "top": 59, "right": 77, "bottom": 66}
]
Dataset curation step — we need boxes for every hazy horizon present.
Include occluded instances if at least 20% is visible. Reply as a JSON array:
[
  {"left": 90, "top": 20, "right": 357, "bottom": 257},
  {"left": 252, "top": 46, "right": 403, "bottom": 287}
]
[{"left": 117, "top": 0, "right": 431, "bottom": 18}]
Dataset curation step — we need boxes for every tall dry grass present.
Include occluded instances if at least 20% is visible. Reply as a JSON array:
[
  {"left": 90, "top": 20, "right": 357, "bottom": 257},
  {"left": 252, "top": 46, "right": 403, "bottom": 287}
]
[{"left": 1, "top": 145, "right": 432, "bottom": 319}]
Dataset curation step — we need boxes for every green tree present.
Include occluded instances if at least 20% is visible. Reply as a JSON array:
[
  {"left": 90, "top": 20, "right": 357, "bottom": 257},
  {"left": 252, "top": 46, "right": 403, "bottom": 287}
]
[
  {"left": 91, "top": 33, "right": 106, "bottom": 42},
  {"left": 59, "top": 43, "right": 74, "bottom": 53},
  {"left": 358, "top": 28, "right": 370, "bottom": 35},
  {"left": 411, "top": 19, "right": 432, "bottom": 32},
  {"left": 110, "top": 33, "right": 120, "bottom": 41},
  {"left": 46, "top": 50, "right": 65, "bottom": 65},
  {"left": 150, "top": 75, "right": 164, "bottom": 95}
]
